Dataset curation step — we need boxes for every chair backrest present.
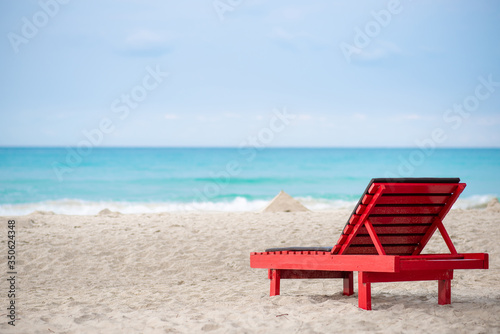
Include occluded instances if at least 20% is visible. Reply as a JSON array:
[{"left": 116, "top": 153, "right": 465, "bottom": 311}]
[{"left": 332, "top": 178, "right": 465, "bottom": 256}]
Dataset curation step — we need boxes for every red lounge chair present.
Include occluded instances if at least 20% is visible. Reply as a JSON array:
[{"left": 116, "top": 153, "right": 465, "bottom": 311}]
[{"left": 250, "top": 178, "right": 489, "bottom": 310}]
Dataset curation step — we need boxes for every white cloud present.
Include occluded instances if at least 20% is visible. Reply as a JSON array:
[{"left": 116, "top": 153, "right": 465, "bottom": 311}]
[
  {"left": 297, "top": 114, "right": 312, "bottom": 121},
  {"left": 224, "top": 112, "right": 242, "bottom": 119},
  {"left": 271, "top": 27, "right": 295, "bottom": 41},
  {"left": 352, "top": 40, "right": 402, "bottom": 63},
  {"left": 126, "top": 30, "right": 169, "bottom": 46},
  {"left": 195, "top": 115, "right": 219, "bottom": 123},
  {"left": 164, "top": 113, "right": 179, "bottom": 120},
  {"left": 476, "top": 115, "right": 500, "bottom": 126},
  {"left": 281, "top": 6, "right": 302, "bottom": 20},
  {"left": 122, "top": 29, "right": 173, "bottom": 56},
  {"left": 353, "top": 113, "right": 367, "bottom": 121},
  {"left": 389, "top": 114, "right": 436, "bottom": 122},
  {"left": 270, "top": 26, "right": 325, "bottom": 49},
  {"left": 404, "top": 114, "right": 421, "bottom": 120}
]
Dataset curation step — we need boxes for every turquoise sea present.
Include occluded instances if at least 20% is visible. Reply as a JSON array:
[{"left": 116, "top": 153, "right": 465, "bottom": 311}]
[{"left": 0, "top": 147, "right": 499, "bottom": 215}]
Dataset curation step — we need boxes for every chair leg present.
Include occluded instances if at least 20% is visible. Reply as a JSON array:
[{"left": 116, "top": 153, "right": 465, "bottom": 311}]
[
  {"left": 358, "top": 272, "right": 372, "bottom": 310},
  {"left": 343, "top": 271, "right": 354, "bottom": 296},
  {"left": 438, "top": 279, "right": 451, "bottom": 305},
  {"left": 270, "top": 269, "right": 281, "bottom": 296}
]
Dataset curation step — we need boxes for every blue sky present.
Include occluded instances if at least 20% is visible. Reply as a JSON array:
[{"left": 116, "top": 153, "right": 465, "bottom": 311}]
[{"left": 1, "top": 0, "right": 499, "bottom": 147}]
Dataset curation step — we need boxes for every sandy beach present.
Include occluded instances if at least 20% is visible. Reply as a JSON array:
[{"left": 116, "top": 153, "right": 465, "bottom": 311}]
[{"left": 1, "top": 204, "right": 499, "bottom": 333}]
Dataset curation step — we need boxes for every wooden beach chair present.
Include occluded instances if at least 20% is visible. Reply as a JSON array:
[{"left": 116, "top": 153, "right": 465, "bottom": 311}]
[{"left": 250, "top": 178, "right": 489, "bottom": 310}]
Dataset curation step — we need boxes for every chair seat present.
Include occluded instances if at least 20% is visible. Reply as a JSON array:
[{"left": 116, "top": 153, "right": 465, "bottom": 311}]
[{"left": 265, "top": 246, "right": 332, "bottom": 252}]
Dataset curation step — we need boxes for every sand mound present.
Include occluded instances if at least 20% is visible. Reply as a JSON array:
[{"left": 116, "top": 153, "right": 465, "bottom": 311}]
[
  {"left": 29, "top": 210, "right": 55, "bottom": 216},
  {"left": 12, "top": 218, "right": 38, "bottom": 229},
  {"left": 487, "top": 197, "right": 500, "bottom": 212},
  {"left": 262, "top": 190, "right": 309, "bottom": 212},
  {"left": 98, "top": 208, "right": 120, "bottom": 216}
]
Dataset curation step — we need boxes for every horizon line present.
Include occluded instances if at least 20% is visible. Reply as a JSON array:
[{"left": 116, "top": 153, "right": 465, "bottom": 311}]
[{"left": 1, "top": 145, "right": 500, "bottom": 149}]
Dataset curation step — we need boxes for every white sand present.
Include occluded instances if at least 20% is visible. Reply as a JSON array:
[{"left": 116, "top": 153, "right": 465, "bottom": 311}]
[{"left": 1, "top": 207, "right": 499, "bottom": 333}]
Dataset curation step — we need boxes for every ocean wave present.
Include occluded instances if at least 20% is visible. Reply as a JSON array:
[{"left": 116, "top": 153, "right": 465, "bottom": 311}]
[
  {"left": 0, "top": 195, "right": 497, "bottom": 216},
  {"left": 453, "top": 195, "right": 498, "bottom": 209},
  {"left": 296, "top": 197, "right": 357, "bottom": 211},
  {"left": 0, "top": 198, "right": 270, "bottom": 215}
]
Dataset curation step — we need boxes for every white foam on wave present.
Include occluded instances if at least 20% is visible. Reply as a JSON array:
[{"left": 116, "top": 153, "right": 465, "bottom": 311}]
[
  {"left": 453, "top": 195, "right": 498, "bottom": 209},
  {"left": 299, "top": 195, "right": 499, "bottom": 211},
  {"left": 0, "top": 195, "right": 496, "bottom": 216},
  {"left": 0, "top": 197, "right": 270, "bottom": 216},
  {"left": 296, "top": 197, "right": 357, "bottom": 211}
]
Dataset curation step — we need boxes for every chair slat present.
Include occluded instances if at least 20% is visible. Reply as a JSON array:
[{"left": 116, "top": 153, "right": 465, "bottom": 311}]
[
  {"left": 370, "top": 205, "right": 442, "bottom": 215},
  {"left": 368, "top": 216, "right": 435, "bottom": 224},
  {"left": 358, "top": 225, "right": 430, "bottom": 235},
  {"left": 356, "top": 205, "right": 366, "bottom": 215},
  {"left": 368, "top": 183, "right": 458, "bottom": 194},
  {"left": 377, "top": 195, "right": 449, "bottom": 205},
  {"left": 350, "top": 235, "right": 423, "bottom": 245},
  {"left": 343, "top": 224, "right": 355, "bottom": 234},
  {"left": 361, "top": 194, "right": 373, "bottom": 204},
  {"left": 349, "top": 215, "right": 360, "bottom": 224},
  {"left": 336, "top": 234, "right": 349, "bottom": 245}
]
